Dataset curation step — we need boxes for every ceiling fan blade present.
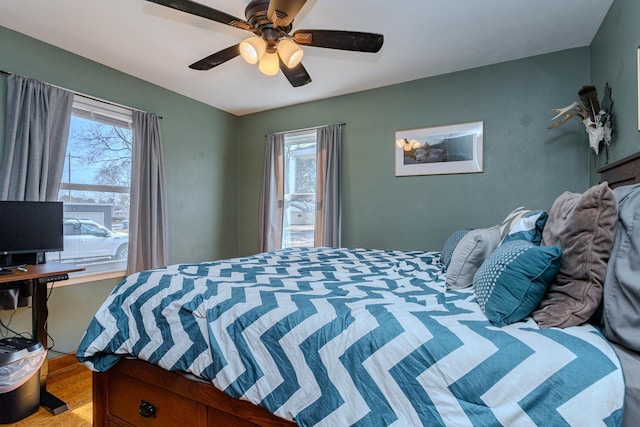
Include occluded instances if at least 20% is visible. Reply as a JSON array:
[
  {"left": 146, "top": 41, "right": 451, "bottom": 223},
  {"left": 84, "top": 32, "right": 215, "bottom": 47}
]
[
  {"left": 145, "top": 0, "right": 252, "bottom": 31},
  {"left": 293, "top": 30, "right": 384, "bottom": 53},
  {"left": 267, "top": 0, "right": 307, "bottom": 27},
  {"left": 189, "top": 44, "right": 240, "bottom": 70},
  {"left": 280, "top": 61, "right": 312, "bottom": 87}
]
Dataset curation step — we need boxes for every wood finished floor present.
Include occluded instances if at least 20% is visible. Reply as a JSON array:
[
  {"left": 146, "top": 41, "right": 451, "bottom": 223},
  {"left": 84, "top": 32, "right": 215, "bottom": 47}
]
[{"left": 6, "top": 361, "right": 92, "bottom": 427}]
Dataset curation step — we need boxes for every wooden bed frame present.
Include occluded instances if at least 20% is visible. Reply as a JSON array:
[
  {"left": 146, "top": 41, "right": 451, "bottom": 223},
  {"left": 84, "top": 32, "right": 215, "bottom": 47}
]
[
  {"left": 93, "top": 358, "right": 295, "bottom": 426},
  {"left": 94, "top": 152, "right": 640, "bottom": 427}
]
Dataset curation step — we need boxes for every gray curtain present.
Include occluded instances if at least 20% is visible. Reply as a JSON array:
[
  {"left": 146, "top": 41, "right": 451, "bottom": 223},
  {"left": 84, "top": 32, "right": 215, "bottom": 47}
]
[
  {"left": 128, "top": 111, "right": 169, "bottom": 274},
  {"left": 0, "top": 75, "right": 73, "bottom": 201},
  {"left": 259, "top": 133, "right": 285, "bottom": 252},
  {"left": 314, "top": 124, "right": 342, "bottom": 247}
]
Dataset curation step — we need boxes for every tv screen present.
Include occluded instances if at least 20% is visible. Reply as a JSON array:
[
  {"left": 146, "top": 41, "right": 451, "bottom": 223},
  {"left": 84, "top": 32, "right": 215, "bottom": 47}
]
[{"left": 0, "top": 201, "right": 64, "bottom": 255}]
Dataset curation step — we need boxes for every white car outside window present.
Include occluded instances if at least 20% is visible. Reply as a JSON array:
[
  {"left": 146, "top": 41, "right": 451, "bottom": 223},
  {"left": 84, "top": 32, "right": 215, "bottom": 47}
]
[{"left": 54, "top": 219, "right": 128, "bottom": 261}]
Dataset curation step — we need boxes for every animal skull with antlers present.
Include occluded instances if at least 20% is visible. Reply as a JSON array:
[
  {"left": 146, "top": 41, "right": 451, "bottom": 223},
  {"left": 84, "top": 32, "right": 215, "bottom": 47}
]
[{"left": 549, "top": 84, "right": 613, "bottom": 156}]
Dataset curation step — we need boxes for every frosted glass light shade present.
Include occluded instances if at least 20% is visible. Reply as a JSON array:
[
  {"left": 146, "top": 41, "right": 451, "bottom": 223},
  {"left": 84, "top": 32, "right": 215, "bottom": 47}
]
[
  {"left": 239, "top": 37, "right": 266, "bottom": 64},
  {"left": 277, "top": 39, "right": 303, "bottom": 68},
  {"left": 258, "top": 51, "right": 279, "bottom": 76}
]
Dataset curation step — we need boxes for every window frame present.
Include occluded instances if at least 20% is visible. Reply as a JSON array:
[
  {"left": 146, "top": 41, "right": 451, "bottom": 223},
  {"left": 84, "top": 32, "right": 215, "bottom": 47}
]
[
  {"left": 55, "top": 94, "right": 133, "bottom": 283},
  {"left": 282, "top": 130, "right": 317, "bottom": 248}
]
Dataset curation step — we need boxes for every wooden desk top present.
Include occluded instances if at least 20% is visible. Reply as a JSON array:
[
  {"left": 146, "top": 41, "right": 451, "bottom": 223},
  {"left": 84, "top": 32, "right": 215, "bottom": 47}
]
[{"left": 0, "top": 262, "right": 85, "bottom": 284}]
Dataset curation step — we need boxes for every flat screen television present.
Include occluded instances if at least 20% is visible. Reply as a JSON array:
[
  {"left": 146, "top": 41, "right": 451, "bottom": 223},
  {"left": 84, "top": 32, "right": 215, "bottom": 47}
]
[{"left": 0, "top": 201, "right": 64, "bottom": 272}]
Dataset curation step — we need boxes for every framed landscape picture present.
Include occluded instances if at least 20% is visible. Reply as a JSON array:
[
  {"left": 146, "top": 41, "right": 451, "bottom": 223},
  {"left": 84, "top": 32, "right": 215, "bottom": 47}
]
[{"left": 395, "top": 121, "right": 484, "bottom": 176}]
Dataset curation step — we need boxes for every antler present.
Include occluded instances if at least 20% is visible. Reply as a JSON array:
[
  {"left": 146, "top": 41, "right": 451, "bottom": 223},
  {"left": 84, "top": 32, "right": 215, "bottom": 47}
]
[{"left": 548, "top": 102, "right": 589, "bottom": 129}]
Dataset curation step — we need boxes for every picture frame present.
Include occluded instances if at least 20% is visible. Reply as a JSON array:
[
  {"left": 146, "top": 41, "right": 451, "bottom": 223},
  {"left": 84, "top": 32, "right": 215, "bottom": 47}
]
[{"left": 395, "top": 121, "right": 483, "bottom": 176}]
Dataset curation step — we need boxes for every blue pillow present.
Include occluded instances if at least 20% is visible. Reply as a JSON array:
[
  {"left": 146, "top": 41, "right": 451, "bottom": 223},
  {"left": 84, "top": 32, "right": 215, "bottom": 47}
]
[
  {"left": 440, "top": 228, "right": 472, "bottom": 271},
  {"left": 501, "top": 211, "right": 548, "bottom": 245},
  {"left": 473, "top": 240, "right": 562, "bottom": 326}
]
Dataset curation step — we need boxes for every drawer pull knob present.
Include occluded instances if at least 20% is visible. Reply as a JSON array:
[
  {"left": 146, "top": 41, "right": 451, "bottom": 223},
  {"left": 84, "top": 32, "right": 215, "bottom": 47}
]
[{"left": 139, "top": 400, "right": 157, "bottom": 418}]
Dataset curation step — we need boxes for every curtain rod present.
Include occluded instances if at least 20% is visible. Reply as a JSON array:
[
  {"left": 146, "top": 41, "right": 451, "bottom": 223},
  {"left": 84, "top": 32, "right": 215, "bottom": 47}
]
[
  {"left": 0, "top": 69, "right": 162, "bottom": 119},
  {"left": 267, "top": 122, "right": 346, "bottom": 137}
]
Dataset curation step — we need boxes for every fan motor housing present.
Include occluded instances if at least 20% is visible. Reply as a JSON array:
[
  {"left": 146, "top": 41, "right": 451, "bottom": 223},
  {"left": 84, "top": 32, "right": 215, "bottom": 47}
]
[{"left": 245, "top": 0, "right": 292, "bottom": 32}]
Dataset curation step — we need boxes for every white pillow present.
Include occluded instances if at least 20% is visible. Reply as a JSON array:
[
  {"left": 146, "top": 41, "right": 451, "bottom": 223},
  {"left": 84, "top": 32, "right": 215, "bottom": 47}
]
[
  {"left": 498, "top": 207, "right": 531, "bottom": 239},
  {"left": 445, "top": 225, "right": 501, "bottom": 290},
  {"left": 500, "top": 210, "right": 547, "bottom": 246}
]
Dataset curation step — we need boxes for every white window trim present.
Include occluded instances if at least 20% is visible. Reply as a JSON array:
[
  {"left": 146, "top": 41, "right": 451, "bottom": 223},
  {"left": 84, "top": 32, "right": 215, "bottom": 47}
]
[
  {"left": 72, "top": 94, "right": 132, "bottom": 128},
  {"left": 57, "top": 95, "right": 133, "bottom": 283}
]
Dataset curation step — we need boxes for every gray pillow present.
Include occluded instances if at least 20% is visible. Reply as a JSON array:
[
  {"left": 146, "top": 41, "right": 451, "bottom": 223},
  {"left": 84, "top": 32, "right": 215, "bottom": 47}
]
[
  {"left": 445, "top": 226, "right": 501, "bottom": 290},
  {"left": 440, "top": 228, "right": 472, "bottom": 271},
  {"left": 532, "top": 183, "right": 617, "bottom": 328},
  {"left": 602, "top": 185, "right": 640, "bottom": 351}
]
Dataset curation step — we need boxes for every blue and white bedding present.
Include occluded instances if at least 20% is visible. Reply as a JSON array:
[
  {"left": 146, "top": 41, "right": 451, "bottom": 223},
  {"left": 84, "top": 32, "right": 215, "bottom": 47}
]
[{"left": 77, "top": 247, "right": 624, "bottom": 426}]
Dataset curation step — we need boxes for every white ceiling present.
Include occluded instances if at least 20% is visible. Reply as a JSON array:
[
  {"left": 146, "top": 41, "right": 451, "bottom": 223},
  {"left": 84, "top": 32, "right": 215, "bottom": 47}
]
[{"left": 0, "top": 0, "right": 613, "bottom": 116}]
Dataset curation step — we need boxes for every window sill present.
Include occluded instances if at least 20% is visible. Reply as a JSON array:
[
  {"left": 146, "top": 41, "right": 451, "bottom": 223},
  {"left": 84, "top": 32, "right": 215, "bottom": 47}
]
[{"left": 51, "top": 269, "right": 126, "bottom": 288}]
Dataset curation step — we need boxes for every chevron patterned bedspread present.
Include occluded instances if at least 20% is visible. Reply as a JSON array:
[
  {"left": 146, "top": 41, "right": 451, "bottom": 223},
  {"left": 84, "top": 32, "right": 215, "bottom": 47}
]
[{"left": 77, "top": 247, "right": 624, "bottom": 426}]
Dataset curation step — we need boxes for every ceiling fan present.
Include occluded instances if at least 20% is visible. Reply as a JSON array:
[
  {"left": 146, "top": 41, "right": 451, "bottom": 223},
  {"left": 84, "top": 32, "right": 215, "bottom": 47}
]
[{"left": 145, "top": 0, "right": 384, "bottom": 87}]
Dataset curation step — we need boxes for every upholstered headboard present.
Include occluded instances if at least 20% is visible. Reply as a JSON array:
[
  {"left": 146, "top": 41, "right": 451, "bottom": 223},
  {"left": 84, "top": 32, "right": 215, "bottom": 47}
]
[{"left": 597, "top": 151, "right": 640, "bottom": 188}]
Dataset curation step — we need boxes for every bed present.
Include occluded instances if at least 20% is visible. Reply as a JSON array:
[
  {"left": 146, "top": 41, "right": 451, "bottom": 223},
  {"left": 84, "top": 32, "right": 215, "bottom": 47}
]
[{"left": 77, "top": 152, "right": 640, "bottom": 427}]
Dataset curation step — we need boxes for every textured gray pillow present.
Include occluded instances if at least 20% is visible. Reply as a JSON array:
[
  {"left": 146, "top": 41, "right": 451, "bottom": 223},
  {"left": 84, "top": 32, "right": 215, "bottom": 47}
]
[
  {"left": 532, "top": 183, "right": 617, "bottom": 328},
  {"left": 445, "top": 226, "right": 501, "bottom": 290},
  {"left": 440, "top": 228, "right": 473, "bottom": 271}
]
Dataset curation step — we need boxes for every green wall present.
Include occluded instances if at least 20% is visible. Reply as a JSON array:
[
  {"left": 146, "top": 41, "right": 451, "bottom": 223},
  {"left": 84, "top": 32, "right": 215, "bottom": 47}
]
[
  {"left": 0, "top": 26, "right": 239, "bottom": 353},
  {"left": 237, "top": 48, "right": 591, "bottom": 256},
  {"left": 589, "top": 0, "right": 640, "bottom": 180}
]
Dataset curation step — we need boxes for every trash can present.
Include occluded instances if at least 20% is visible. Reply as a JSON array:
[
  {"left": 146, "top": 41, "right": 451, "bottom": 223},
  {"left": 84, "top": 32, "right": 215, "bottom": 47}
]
[{"left": 0, "top": 337, "right": 46, "bottom": 424}]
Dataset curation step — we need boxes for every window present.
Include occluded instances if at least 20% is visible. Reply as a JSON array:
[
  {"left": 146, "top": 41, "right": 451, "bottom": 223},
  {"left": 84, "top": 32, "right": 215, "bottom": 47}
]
[
  {"left": 261, "top": 124, "right": 341, "bottom": 251},
  {"left": 48, "top": 95, "right": 132, "bottom": 276},
  {"left": 282, "top": 130, "right": 317, "bottom": 248}
]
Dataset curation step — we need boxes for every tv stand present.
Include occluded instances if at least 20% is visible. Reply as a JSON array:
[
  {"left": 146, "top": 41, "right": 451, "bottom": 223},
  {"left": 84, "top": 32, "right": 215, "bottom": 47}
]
[{"left": 0, "top": 262, "right": 85, "bottom": 415}]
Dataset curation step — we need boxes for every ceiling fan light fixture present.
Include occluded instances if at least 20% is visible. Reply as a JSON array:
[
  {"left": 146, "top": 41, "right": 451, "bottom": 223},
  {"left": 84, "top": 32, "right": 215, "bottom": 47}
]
[
  {"left": 258, "top": 51, "right": 280, "bottom": 76},
  {"left": 277, "top": 39, "right": 304, "bottom": 68},
  {"left": 145, "top": 0, "right": 384, "bottom": 88},
  {"left": 239, "top": 36, "right": 266, "bottom": 64}
]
